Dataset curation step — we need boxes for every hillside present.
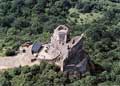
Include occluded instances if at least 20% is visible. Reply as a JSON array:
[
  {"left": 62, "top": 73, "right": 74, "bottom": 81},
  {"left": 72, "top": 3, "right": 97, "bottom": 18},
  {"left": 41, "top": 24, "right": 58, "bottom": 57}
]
[{"left": 0, "top": 0, "right": 120, "bottom": 86}]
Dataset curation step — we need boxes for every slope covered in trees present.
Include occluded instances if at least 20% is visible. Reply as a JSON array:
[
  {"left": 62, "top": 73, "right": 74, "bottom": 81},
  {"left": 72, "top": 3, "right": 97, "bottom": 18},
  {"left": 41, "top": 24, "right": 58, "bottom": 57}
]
[{"left": 0, "top": 0, "right": 120, "bottom": 86}]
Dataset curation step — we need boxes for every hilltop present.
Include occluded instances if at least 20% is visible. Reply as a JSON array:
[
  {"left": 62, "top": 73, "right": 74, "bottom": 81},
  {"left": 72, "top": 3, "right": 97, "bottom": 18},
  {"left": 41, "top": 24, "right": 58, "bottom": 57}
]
[{"left": 0, "top": 0, "right": 120, "bottom": 86}]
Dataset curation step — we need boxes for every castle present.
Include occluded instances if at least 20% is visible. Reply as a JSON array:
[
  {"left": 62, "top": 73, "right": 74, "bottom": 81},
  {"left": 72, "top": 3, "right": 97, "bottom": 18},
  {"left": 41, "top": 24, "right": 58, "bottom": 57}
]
[
  {"left": 0, "top": 25, "right": 95, "bottom": 74},
  {"left": 32, "top": 25, "right": 94, "bottom": 74}
]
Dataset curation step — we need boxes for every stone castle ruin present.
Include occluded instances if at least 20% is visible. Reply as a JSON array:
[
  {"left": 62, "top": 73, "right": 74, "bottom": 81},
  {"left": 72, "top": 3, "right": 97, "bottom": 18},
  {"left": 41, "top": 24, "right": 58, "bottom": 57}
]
[
  {"left": 32, "top": 25, "right": 95, "bottom": 74},
  {"left": 0, "top": 25, "right": 95, "bottom": 75}
]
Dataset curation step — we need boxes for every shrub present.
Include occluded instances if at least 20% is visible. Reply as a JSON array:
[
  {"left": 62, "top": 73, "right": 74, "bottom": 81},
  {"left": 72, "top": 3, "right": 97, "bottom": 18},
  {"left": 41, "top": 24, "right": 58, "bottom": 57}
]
[{"left": 5, "top": 49, "right": 16, "bottom": 56}]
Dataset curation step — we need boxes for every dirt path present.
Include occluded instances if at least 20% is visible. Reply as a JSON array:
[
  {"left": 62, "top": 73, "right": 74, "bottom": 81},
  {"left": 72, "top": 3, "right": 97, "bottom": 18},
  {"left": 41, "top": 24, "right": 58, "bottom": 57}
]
[{"left": 0, "top": 46, "right": 40, "bottom": 70}]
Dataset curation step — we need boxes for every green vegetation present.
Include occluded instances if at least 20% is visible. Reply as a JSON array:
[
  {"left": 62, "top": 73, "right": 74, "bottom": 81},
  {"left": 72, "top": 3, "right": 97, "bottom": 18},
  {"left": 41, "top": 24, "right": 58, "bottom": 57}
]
[
  {"left": 0, "top": 0, "right": 120, "bottom": 85},
  {"left": 5, "top": 49, "right": 16, "bottom": 56}
]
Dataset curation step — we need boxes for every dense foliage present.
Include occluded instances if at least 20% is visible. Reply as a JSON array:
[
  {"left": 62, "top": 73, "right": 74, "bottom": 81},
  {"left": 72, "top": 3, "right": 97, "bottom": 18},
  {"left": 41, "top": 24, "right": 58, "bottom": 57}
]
[{"left": 0, "top": 0, "right": 120, "bottom": 86}]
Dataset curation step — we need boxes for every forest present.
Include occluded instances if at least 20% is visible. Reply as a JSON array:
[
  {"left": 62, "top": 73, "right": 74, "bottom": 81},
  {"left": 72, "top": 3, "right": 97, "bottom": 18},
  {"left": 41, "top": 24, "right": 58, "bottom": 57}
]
[{"left": 0, "top": 0, "right": 120, "bottom": 86}]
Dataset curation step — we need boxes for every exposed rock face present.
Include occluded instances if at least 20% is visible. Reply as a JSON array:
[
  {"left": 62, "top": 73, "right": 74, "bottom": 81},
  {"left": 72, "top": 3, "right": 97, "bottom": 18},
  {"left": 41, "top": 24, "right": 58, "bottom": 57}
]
[{"left": 36, "top": 25, "right": 95, "bottom": 74}]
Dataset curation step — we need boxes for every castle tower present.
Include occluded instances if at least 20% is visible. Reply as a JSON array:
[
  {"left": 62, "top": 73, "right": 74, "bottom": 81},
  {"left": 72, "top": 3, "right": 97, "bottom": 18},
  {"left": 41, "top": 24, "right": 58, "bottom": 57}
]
[{"left": 51, "top": 25, "right": 70, "bottom": 49}]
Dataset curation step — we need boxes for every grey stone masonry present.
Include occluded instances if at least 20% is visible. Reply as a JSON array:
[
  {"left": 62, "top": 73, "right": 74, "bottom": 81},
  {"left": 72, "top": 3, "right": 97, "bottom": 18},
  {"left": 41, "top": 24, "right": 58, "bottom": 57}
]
[
  {"left": 0, "top": 25, "right": 95, "bottom": 75},
  {"left": 37, "top": 25, "right": 95, "bottom": 74}
]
